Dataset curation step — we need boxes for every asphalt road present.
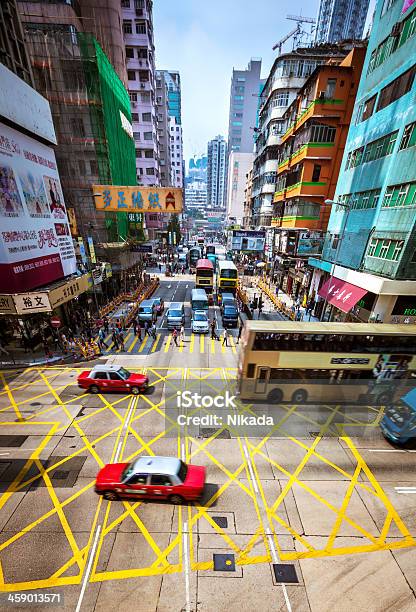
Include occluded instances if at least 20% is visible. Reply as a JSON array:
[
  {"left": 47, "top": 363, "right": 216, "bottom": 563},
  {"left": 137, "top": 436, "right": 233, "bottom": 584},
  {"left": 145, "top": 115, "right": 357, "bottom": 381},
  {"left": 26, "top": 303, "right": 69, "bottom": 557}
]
[{"left": 0, "top": 280, "right": 415, "bottom": 611}]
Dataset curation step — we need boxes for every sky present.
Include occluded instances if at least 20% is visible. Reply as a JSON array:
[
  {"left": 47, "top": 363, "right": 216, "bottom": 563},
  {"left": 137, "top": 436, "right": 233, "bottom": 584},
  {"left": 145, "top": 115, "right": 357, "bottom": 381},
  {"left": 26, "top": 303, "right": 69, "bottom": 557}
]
[{"left": 153, "top": 0, "right": 320, "bottom": 165}]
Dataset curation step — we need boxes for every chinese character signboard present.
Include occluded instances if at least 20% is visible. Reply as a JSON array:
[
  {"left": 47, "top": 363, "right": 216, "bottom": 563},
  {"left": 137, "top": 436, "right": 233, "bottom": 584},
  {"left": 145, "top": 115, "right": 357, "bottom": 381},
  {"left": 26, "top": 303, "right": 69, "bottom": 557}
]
[
  {"left": 92, "top": 186, "right": 183, "bottom": 214},
  {"left": 0, "top": 294, "right": 17, "bottom": 314},
  {"left": 48, "top": 273, "right": 89, "bottom": 309},
  {"left": 87, "top": 236, "right": 96, "bottom": 264},
  {"left": 0, "top": 122, "right": 77, "bottom": 292},
  {"left": 229, "top": 230, "right": 266, "bottom": 252},
  {"left": 13, "top": 292, "right": 51, "bottom": 314}
]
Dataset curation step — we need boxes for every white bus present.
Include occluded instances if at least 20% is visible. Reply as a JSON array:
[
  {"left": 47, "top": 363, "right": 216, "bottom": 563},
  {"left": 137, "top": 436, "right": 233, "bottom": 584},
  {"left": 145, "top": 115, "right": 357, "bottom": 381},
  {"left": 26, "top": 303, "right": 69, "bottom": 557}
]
[{"left": 191, "top": 288, "right": 209, "bottom": 312}]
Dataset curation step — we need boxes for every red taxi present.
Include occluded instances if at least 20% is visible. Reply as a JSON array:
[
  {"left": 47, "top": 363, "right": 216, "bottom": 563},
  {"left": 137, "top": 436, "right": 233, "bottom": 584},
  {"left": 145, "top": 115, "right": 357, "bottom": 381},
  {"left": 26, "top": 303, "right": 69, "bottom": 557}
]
[
  {"left": 95, "top": 456, "right": 206, "bottom": 504},
  {"left": 77, "top": 365, "right": 148, "bottom": 395}
]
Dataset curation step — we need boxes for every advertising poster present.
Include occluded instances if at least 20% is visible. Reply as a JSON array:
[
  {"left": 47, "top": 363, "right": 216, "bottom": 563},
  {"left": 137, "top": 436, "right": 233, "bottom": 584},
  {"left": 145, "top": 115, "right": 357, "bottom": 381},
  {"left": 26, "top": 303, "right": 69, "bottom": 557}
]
[{"left": 0, "top": 122, "right": 76, "bottom": 292}]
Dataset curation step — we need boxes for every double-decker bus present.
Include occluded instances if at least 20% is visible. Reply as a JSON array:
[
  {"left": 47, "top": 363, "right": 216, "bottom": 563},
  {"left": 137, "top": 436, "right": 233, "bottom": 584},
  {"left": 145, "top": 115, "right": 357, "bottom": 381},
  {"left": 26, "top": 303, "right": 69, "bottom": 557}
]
[
  {"left": 217, "top": 260, "right": 238, "bottom": 295},
  {"left": 188, "top": 247, "right": 201, "bottom": 272},
  {"left": 195, "top": 259, "right": 214, "bottom": 293},
  {"left": 238, "top": 321, "right": 416, "bottom": 405}
]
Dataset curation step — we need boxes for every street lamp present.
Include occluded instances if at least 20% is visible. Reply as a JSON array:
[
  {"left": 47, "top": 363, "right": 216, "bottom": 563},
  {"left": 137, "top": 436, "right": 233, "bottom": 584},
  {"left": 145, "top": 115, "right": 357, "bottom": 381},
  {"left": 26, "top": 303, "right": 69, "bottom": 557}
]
[{"left": 319, "top": 198, "right": 351, "bottom": 322}]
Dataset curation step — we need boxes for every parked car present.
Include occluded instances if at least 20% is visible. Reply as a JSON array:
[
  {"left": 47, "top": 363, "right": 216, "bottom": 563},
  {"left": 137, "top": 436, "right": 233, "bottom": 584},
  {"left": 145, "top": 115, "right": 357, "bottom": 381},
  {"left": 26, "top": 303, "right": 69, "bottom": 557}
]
[
  {"left": 78, "top": 365, "right": 148, "bottom": 395},
  {"left": 191, "top": 310, "right": 209, "bottom": 334},
  {"left": 95, "top": 455, "right": 206, "bottom": 504},
  {"left": 152, "top": 296, "right": 164, "bottom": 315}
]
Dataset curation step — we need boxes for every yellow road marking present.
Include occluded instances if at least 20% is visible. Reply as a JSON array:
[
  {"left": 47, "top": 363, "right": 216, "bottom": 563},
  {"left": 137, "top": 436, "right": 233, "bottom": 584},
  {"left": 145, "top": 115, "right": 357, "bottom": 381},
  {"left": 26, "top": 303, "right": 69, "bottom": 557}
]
[
  {"left": 164, "top": 334, "right": 172, "bottom": 352},
  {"left": 151, "top": 334, "right": 161, "bottom": 352},
  {"left": 210, "top": 337, "right": 215, "bottom": 353},
  {"left": 0, "top": 372, "right": 23, "bottom": 421},
  {"left": 200, "top": 334, "right": 204, "bottom": 353},
  {"left": 221, "top": 335, "right": 226, "bottom": 353},
  {"left": 128, "top": 334, "right": 139, "bottom": 353},
  {"left": 189, "top": 333, "right": 195, "bottom": 353},
  {"left": 229, "top": 336, "right": 237, "bottom": 355},
  {"left": 138, "top": 336, "right": 148, "bottom": 353},
  {"left": 179, "top": 339, "right": 184, "bottom": 352}
]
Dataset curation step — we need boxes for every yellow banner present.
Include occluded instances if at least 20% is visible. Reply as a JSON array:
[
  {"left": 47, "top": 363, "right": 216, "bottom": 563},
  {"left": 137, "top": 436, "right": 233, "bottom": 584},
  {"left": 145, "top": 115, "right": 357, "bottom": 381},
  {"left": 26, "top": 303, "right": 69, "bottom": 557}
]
[{"left": 93, "top": 186, "right": 183, "bottom": 213}]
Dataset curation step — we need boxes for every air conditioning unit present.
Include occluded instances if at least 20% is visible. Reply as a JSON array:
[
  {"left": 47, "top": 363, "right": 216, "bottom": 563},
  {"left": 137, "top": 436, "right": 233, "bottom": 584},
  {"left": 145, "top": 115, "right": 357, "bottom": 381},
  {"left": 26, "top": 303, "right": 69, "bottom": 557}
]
[{"left": 140, "top": 83, "right": 146, "bottom": 88}]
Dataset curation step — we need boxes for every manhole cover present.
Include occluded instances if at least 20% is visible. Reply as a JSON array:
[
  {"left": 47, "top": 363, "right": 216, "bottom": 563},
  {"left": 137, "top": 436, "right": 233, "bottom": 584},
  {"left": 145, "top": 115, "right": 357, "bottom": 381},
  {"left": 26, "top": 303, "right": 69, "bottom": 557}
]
[
  {"left": 0, "top": 435, "right": 28, "bottom": 448},
  {"left": 273, "top": 564, "right": 299, "bottom": 584},
  {"left": 213, "top": 553, "right": 235, "bottom": 572},
  {"left": 212, "top": 516, "right": 228, "bottom": 529}
]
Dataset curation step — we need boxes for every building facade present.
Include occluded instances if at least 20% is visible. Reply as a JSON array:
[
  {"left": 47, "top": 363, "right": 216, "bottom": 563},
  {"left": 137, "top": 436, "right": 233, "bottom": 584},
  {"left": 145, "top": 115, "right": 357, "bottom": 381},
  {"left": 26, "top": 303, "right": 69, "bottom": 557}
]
[
  {"left": 227, "top": 58, "right": 262, "bottom": 155},
  {"left": 309, "top": 0, "right": 416, "bottom": 323},
  {"left": 122, "top": 0, "right": 159, "bottom": 186},
  {"left": 226, "top": 151, "right": 254, "bottom": 223},
  {"left": 0, "top": 0, "right": 34, "bottom": 86},
  {"left": 314, "top": 0, "right": 370, "bottom": 44},
  {"left": 250, "top": 45, "right": 353, "bottom": 231},
  {"left": 207, "top": 135, "right": 227, "bottom": 208},
  {"left": 272, "top": 46, "right": 366, "bottom": 297},
  {"left": 155, "top": 70, "right": 172, "bottom": 187},
  {"left": 169, "top": 116, "right": 183, "bottom": 188}
]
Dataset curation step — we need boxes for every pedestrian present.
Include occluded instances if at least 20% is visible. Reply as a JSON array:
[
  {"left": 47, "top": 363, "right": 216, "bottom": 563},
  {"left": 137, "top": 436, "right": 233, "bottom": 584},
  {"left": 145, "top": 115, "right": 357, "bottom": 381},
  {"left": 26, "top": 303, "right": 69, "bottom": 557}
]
[
  {"left": 137, "top": 322, "right": 142, "bottom": 340},
  {"left": 117, "top": 329, "right": 125, "bottom": 351},
  {"left": 103, "top": 317, "right": 109, "bottom": 334},
  {"left": 222, "top": 327, "right": 229, "bottom": 347},
  {"left": 158, "top": 262, "right": 162, "bottom": 272},
  {"left": 111, "top": 328, "right": 119, "bottom": 350},
  {"left": 132, "top": 318, "right": 137, "bottom": 336},
  {"left": 172, "top": 327, "right": 178, "bottom": 347},
  {"left": 236, "top": 323, "right": 243, "bottom": 344},
  {"left": 98, "top": 328, "right": 108, "bottom": 349},
  {"left": 116, "top": 319, "right": 122, "bottom": 332},
  {"left": 144, "top": 321, "right": 150, "bottom": 336},
  {"left": 149, "top": 323, "right": 157, "bottom": 339},
  {"left": 258, "top": 304, "right": 263, "bottom": 318},
  {"left": 210, "top": 319, "right": 219, "bottom": 341},
  {"left": 179, "top": 324, "right": 185, "bottom": 344}
]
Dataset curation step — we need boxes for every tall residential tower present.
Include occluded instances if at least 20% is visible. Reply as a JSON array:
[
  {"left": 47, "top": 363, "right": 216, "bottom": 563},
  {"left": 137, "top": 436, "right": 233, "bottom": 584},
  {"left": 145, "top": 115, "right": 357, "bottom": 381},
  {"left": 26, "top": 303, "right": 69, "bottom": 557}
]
[
  {"left": 207, "top": 136, "right": 227, "bottom": 208},
  {"left": 314, "top": 0, "right": 370, "bottom": 44}
]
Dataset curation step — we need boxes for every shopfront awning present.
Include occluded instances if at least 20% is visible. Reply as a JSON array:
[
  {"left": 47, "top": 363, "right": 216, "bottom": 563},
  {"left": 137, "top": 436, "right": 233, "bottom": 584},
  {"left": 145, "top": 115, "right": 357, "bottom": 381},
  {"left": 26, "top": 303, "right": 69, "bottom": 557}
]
[{"left": 318, "top": 277, "right": 368, "bottom": 313}]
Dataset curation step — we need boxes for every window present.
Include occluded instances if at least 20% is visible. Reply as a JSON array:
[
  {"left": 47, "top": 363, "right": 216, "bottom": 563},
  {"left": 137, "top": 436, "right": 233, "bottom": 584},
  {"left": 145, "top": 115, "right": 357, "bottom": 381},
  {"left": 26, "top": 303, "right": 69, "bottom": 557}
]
[
  {"left": 142, "top": 112, "right": 151, "bottom": 122},
  {"left": 78, "top": 159, "right": 86, "bottom": 175},
  {"left": 127, "top": 70, "right": 136, "bottom": 81},
  {"left": 109, "top": 372, "right": 121, "bottom": 380},
  {"left": 141, "top": 91, "right": 150, "bottom": 102},
  {"left": 311, "top": 164, "right": 321, "bottom": 182},
  {"left": 368, "top": 7, "right": 416, "bottom": 74},
  {"left": 368, "top": 238, "right": 405, "bottom": 261},
  {"left": 121, "top": 0, "right": 130, "bottom": 6},
  {"left": 93, "top": 371, "right": 108, "bottom": 380},
  {"left": 135, "top": 149, "right": 142, "bottom": 158},
  {"left": 132, "top": 112, "right": 139, "bottom": 121},
  {"left": 143, "top": 131, "right": 153, "bottom": 140},
  {"left": 346, "top": 147, "right": 364, "bottom": 169},
  {"left": 133, "top": 132, "right": 140, "bottom": 141},
  {"left": 377, "top": 65, "right": 416, "bottom": 112},
  {"left": 137, "top": 48, "right": 147, "bottom": 59},
  {"left": 136, "top": 21, "right": 146, "bottom": 34},
  {"left": 144, "top": 150, "right": 153, "bottom": 158},
  {"left": 129, "top": 92, "right": 137, "bottom": 102},
  {"left": 382, "top": 182, "right": 416, "bottom": 208},
  {"left": 399, "top": 121, "right": 416, "bottom": 149},
  {"left": 271, "top": 91, "right": 289, "bottom": 107},
  {"left": 138, "top": 167, "right": 143, "bottom": 175},
  {"left": 234, "top": 112, "right": 243, "bottom": 118},
  {"left": 361, "top": 94, "right": 377, "bottom": 121},
  {"left": 126, "top": 48, "right": 134, "bottom": 59},
  {"left": 326, "top": 78, "right": 337, "bottom": 99},
  {"left": 123, "top": 20, "right": 132, "bottom": 34},
  {"left": 128, "top": 474, "right": 148, "bottom": 485},
  {"left": 70, "top": 117, "right": 85, "bottom": 137},
  {"left": 234, "top": 95, "right": 244, "bottom": 101},
  {"left": 146, "top": 167, "right": 155, "bottom": 175},
  {"left": 151, "top": 474, "right": 171, "bottom": 486}
]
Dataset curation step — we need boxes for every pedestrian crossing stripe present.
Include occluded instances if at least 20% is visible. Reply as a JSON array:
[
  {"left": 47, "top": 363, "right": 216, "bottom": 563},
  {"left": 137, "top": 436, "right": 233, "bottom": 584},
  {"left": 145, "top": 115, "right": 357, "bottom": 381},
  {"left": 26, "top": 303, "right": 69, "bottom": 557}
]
[{"left": 101, "top": 330, "right": 237, "bottom": 355}]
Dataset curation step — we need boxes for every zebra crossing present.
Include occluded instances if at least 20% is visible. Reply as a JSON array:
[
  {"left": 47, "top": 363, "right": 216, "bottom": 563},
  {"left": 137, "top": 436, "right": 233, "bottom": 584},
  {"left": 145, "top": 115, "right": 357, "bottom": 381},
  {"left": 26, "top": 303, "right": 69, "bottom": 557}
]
[{"left": 99, "top": 329, "right": 238, "bottom": 355}]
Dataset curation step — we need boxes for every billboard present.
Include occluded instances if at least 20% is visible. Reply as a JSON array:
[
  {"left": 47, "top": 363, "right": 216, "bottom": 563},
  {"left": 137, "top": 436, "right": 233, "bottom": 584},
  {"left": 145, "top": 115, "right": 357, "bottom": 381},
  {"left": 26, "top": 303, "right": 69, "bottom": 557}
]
[
  {"left": 0, "top": 122, "right": 76, "bottom": 292},
  {"left": 93, "top": 185, "right": 183, "bottom": 213},
  {"left": 230, "top": 230, "right": 266, "bottom": 252}
]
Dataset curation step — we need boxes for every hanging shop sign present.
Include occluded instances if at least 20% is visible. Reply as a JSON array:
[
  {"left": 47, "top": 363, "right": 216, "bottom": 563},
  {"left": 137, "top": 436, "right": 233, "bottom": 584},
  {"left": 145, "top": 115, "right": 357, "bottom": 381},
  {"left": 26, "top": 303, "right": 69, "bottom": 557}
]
[
  {"left": 78, "top": 237, "right": 88, "bottom": 266},
  {"left": 92, "top": 186, "right": 183, "bottom": 213},
  {"left": 48, "top": 274, "right": 90, "bottom": 309},
  {"left": 0, "top": 294, "right": 17, "bottom": 315},
  {"left": 50, "top": 316, "right": 61, "bottom": 328},
  {"left": 13, "top": 291, "right": 51, "bottom": 314},
  {"left": 67, "top": 208, "right": 78, "bottom": 236},
  {"left": 87, "top": 236, "right": 96, "bottom": 264}
]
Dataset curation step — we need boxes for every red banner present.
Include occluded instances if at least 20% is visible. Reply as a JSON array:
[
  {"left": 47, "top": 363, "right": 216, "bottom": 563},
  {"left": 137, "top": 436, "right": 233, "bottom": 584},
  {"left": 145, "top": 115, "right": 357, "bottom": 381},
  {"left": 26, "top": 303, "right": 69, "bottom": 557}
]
[
  {"left": 318, "top": 277, "right": 368, "bottom": 313},
  {"left": 0, "top": 253, "right": 64, "bottom": 293}
]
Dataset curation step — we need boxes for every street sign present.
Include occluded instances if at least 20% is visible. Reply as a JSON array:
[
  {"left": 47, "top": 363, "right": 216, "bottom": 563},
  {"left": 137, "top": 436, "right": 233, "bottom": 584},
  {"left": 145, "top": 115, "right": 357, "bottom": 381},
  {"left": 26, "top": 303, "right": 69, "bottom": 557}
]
[{"left": 50, "top": 316, "right": 61, "bottom": 328}]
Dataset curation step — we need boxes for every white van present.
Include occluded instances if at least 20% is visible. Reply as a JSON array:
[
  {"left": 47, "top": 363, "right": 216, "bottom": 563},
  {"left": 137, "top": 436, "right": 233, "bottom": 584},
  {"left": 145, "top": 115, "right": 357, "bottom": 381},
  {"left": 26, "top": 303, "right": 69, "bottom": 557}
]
[{"left": 167, "top": 302, "right": 185, "bottom": 329}]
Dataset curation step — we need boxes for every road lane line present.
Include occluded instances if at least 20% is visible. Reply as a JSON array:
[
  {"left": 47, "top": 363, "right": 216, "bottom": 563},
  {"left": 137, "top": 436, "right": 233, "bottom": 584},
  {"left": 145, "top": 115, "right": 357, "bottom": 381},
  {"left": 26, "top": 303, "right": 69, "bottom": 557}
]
[
  {"left": 210, "top": 337, "right": 215, "bottom": 354},
  {"left": 200, "top": 334, "right": 204, "bottom": 353},
  {"left": 189, "top": 334, "right": 195, "bottom": 353},
  {"left": 113, "top": 397, "right": 137, "bottom": 463},
  {"left": 75, "top": 524, "right": 101, "bottom": 612},
  {"left": 183, "top": 520, "right": 191, "bottom": 612},
  {"left": 164, "top": 335, "right": 172, "bottom": 352},
  {"left": 139, "top": 336, "right": 149, "bottom": 353}
]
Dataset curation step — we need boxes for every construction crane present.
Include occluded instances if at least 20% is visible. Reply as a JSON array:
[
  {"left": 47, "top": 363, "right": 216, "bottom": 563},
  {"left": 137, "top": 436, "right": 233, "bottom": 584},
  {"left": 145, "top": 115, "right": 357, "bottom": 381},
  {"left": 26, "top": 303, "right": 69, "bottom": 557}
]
[{"left": 272, "top": 15, "right": 316, "bottom": 55}]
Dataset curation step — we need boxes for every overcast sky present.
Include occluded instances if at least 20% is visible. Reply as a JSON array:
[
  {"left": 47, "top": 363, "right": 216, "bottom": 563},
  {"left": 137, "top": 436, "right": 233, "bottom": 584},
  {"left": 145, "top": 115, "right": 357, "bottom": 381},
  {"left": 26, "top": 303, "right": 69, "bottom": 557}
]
[{"left": 153, "top": 0, "right": 375, "bottom": 167}]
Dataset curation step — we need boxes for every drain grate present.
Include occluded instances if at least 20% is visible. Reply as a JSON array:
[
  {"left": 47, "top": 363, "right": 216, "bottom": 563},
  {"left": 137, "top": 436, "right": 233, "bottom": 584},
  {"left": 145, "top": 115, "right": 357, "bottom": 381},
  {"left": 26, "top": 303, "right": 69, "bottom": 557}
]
[
  {"left": 273, "top": 564, "right": 299, "bottom": 584},
  {"left": 200, "top": 428, "right": 231, "bottom": 439},
  {"left": 0, "top": 435, "right": 28, "bottom": 448},
  {"left": 213, "top": 553, "right": 235, "bottom": 572},
  {"left": 212, "top": 516, "right": 228, "bottom": 529}
]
